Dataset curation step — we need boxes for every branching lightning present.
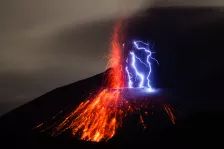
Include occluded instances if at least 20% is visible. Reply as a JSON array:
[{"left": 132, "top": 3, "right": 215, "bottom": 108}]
[
  {"left": 133, "top": 41, "right": 159, "bottom": 65},
  {"left": 126, "top": 40, "right": 158, "bottom": 91},
  {"left": 130, "top": 51, "right": 145, "bottom": 88}
]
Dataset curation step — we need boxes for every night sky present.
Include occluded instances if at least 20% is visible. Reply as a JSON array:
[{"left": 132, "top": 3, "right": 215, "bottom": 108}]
[{"left": 0, "top": 0, "right": 223, "bottom": 115}]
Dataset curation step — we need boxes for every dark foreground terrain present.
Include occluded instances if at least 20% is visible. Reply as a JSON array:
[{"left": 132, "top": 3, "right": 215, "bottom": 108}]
[{"left": 0, "top": 7, "right": 224, "bottom": 148}]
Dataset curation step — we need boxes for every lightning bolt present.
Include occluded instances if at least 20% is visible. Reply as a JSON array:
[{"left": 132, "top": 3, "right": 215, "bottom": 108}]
[
  {"left": 125, "top": 64, "right": 133, "bottom": 88},
  {"left": 130, "top": 51, "right": 144, "bottom": 88},
  {"left": 133, "top": 41, "right": 159, "bottom": 65},
  {"left": 126, "top": 40, "right": 158, "bottom": 91}
]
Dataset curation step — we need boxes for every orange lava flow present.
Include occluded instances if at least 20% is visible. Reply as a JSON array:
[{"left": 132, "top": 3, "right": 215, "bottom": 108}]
[{"left": 52, "top": 89, "right": 121, "bottom": 142}]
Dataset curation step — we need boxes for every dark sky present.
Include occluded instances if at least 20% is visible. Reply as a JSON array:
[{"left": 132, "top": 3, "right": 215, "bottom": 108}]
[{"left": 0, "top": 0, "right": 223, "bottom": 115}]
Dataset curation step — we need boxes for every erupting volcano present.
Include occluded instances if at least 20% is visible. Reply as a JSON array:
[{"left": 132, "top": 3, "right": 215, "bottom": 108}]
[
  {"left": 36, "top": 20, "right": 175, "bottom": 142},
  {"left": 1, "top": 7, "right": 223, "bottom": 148}
]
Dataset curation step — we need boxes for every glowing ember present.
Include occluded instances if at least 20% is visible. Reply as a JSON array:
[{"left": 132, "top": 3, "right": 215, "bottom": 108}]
[
  {"left": 140, "top": 114, "right": 147, "bottom": 129},
  {"left": 164, "top": 104, "right": 176, "bottom": 124}
]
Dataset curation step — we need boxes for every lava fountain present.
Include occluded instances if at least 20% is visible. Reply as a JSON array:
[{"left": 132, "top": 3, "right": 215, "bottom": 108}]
[{"left": 50, "top": 20, "right": 126, "bottom": 142}]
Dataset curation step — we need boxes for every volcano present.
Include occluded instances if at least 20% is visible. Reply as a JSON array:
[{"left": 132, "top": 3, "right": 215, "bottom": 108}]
[
  {"left": 0, "top": 68, "right": 224, "bottom": 148},
  {"left": 0, "top": 7, "right": 224, "bottom": 148}
]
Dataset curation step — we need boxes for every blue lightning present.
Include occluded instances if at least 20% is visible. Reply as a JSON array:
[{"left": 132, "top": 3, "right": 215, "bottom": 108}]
[
  {"left": 146, "top": 55, "right": 152, "bottom": 91},
  {"left": 130, "top": 51, "right": 144, "bottom": 88},
  {"left": 125, "top": 64, "right": 133, "bottom": 88},
  {"left": 133, "top": 41, "right": 159, "bottom": 65},
  {"left": 133, "top": 41, "right": 151, "bottom": 53},
  {"left": 125, "top": 40, "right": 158, "bottom": 92},
  {"left": 132, "top": 54, "right": 149, "bottom": 67}
]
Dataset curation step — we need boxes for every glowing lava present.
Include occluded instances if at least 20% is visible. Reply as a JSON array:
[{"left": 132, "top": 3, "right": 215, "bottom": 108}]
[
  {"left": 50, "top": 20, "right": 125, "bottom": 142},
  {"left": 52, "top": 89, "right": 122, "bottom": 142},
  {"left": 107, "top": 20, "right": 125, "bottom": 89}
]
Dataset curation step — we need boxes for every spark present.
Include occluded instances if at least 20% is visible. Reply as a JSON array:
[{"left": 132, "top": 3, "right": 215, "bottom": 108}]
[
  {"left": 35, "top": 123, "right": 44, "bottom": 128},
  {"left": 164, "top": 104, "right": 176, "bottom": 124},
  {"left": 140, "top": 114, "right": 147, "bottom": 129}
]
